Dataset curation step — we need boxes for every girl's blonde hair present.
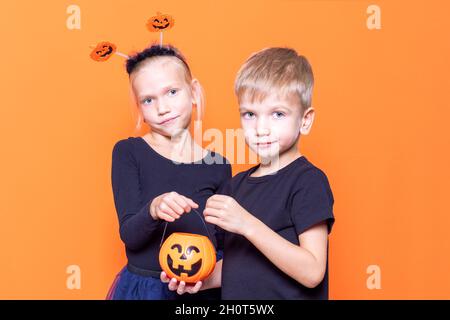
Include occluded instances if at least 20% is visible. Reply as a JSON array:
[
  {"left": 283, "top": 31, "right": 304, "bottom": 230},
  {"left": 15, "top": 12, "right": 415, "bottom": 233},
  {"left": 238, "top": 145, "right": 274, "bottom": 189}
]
[{"left": 125, "top": 44, "right": 205, "bottom": 132}]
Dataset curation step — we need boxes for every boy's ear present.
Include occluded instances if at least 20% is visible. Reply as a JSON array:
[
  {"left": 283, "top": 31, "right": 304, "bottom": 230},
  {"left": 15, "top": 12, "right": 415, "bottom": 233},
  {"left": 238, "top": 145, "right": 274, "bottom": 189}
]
[{"left": 300, "top": 107, "right": 315, "bottom": 135}]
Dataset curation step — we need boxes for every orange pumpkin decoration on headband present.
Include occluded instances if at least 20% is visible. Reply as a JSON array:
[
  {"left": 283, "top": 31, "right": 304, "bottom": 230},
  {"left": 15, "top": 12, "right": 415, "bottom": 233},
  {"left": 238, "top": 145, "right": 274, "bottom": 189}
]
[
  {"left": 159, "top": 233, "right": 216, "bottom": 283},
  {"left": 90, "top": 41, "right": 117, "bottom": 62},
  {"left": 146, "top": 12, "right": 174, "bottom": 32}
]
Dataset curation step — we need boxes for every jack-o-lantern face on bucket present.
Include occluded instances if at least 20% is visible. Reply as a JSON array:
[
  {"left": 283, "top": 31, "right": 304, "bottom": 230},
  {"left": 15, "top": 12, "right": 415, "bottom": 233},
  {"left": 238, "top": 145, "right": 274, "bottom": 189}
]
[
  {"left": 159, "top": 233, "right": 216, "bottom": 283},
  {"left": 90, "top": 42, "right": 117, "bottom": 62},
  {"left": 146, "top": 12, "right": 174, "bottom": 32}
]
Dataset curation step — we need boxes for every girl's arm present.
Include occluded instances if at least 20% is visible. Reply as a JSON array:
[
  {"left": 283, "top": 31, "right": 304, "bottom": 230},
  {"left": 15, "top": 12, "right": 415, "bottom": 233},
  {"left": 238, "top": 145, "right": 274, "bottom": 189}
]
[
  {"left": 112, "top": 140, "right": 162, "bottom": 251},
  {"left": 112, "top": 140, "right": 198, "bottom": 250},
  {"left": 204, "top": 195, "right": 329, "bottom": 288}
]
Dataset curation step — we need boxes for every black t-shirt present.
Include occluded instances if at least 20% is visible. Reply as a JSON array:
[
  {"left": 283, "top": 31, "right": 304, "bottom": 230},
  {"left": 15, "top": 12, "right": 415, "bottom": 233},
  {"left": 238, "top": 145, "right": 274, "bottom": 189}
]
[
  {"left": 218, "top": 156, "right": 335, "bottom": 300},
  {"left": 111, "top": 137, "right": 231, "bottom": 271}
]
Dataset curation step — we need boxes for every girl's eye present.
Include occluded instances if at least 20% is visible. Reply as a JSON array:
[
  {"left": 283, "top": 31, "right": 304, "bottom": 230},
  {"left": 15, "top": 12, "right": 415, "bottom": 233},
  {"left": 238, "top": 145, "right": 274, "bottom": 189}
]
[
  {"left": 142, "top": 98, "right": 153, "bottom": 105},
  {"left": 168, "top": 89, "right": 178, "bottom": 96},
  {"left": 242, "top": 112, "right": 255, "bottom": 119},
  {"left": 273, "top": 111, "right": 285, "bottom": 119}
]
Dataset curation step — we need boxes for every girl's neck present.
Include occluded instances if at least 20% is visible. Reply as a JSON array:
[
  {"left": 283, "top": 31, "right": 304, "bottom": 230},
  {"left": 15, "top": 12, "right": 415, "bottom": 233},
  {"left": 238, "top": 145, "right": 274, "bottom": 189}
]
[
  {"left": 147, "top": 129, "right": 191, "bottom": 147},
  {"left": 143, "top": 130, "right": 206, "bottom": 163}
]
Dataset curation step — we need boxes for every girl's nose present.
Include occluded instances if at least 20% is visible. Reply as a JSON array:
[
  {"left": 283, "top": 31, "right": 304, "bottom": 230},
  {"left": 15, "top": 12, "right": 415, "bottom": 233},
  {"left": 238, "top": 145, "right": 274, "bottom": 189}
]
[{"left": 157, "top": 102, "right": 171, "bottom": 115}]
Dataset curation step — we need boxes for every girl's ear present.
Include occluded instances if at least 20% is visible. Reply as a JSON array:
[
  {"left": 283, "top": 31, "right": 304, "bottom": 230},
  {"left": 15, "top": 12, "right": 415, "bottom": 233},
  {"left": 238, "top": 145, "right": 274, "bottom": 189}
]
[
  {"left": 191, "top": 78, "right": 201, "bottom": 105},
  {"left": 300, "top": 107, "right": 315, "bottom": 135},
  {"left": 190, "top": 78, "right": 204, "bottom": 121}
]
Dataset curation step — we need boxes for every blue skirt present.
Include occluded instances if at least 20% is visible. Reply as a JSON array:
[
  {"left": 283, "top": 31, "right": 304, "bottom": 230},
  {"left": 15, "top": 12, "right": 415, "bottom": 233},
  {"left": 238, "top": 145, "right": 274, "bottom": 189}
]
[{"left": 106, "top": 265, "right": 221, "bottom": 300}]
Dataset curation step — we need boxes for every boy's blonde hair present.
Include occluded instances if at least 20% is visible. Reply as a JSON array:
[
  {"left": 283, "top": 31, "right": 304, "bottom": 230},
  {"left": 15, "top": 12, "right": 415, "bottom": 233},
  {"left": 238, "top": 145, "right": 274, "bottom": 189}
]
[{"left": 235, "top": 47, "right": 314, "bottom": 114}]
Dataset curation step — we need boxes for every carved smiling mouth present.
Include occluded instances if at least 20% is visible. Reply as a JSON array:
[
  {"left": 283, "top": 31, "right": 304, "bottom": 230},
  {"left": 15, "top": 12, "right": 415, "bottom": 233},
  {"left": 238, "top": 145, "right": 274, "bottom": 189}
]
[
  {"left": 167, "top": 255, "right": 202, "bottom": 277},
  {"left": 153, "top": 23, "right": 170, "bottom": 29},
  {"left": 98, "top": 46, "right": 113, "bottom": 57}
]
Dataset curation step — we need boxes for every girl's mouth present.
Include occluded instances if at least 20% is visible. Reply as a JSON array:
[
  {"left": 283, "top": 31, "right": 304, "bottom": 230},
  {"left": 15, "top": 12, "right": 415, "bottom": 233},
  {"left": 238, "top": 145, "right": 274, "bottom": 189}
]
[{"left": 159, "top": 115, "right": 180, "bottom": 125}]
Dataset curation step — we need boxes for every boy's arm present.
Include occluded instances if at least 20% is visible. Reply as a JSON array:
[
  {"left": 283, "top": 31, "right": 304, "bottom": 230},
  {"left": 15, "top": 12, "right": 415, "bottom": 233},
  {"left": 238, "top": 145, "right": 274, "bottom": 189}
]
[
  {"left": 204, "top": 195, "right": 329, "bottom": 289},
  {"left": 245, "top": 218, "right": 328, "bottom": 289}
]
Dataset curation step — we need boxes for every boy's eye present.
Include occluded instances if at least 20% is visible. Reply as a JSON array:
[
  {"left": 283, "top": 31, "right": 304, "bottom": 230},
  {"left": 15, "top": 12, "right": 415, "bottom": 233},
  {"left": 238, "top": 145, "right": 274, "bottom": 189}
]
[
  {"left": 242, "top": 112, "right": 255, "bottom": 119},
  {"left": 168, "top": 89, "right": 178, "bottom": 96},
  {"left": 273, "top": 111, "right": 285, "bottom": 119}
]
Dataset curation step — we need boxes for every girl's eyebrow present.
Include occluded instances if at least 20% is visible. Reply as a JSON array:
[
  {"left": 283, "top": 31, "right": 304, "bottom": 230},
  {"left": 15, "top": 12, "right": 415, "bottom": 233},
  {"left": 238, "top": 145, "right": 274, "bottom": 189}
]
[{"left": 138, "top": 84, "right": 180, "bottom": 100}]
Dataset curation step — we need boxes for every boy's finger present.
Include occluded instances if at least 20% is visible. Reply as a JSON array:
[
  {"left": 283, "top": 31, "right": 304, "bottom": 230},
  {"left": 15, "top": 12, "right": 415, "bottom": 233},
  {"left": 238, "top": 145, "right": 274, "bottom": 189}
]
[
  {"left": 203, "top": 207, "right": 222, "bottom": 218},
  {"left": 208, "top": 194, "right": 229, "bottom": 202},
  {"left": 204, "top": 215, "right": 222, "bottom": 227},
  {"left": 205, "top": 199, "right": 226, "bottom": 210}
]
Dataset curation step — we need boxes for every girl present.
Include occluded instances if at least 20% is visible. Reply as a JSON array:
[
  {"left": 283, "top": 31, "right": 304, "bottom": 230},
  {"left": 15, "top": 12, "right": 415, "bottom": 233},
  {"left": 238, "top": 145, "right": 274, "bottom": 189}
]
[{"left": 106, "top": 44, "right": 231, "bottom": 300}]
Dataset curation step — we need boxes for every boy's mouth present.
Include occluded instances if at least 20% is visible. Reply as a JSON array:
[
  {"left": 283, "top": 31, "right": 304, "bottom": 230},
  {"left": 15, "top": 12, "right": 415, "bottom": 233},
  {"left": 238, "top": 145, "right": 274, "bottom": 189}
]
[{"left": 255, "top": 141, "right": 277, "bottom": 149}]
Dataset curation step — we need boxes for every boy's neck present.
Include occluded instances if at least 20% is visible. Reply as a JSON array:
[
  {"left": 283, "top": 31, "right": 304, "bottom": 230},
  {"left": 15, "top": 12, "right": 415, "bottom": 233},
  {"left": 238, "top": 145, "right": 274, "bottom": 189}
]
[{"left": 253, "top": 144, "right": 302, "bottom": 177}]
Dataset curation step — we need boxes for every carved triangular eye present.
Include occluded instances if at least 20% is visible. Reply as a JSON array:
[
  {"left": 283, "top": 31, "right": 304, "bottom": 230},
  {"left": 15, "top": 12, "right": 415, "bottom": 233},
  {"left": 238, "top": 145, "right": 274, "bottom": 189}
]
[
  {"left": 186, "top": 246, "right": 200, "bottom": 255},
  {"left": 171, "top": 244, "right": 182, "bottom": 253}
]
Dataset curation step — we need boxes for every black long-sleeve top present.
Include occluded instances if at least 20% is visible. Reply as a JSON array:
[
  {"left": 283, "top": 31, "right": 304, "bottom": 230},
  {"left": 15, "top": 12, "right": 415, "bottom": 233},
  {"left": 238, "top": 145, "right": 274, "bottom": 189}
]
[{"left": 111, "top": 136, "right": 231, "bottom": 271}]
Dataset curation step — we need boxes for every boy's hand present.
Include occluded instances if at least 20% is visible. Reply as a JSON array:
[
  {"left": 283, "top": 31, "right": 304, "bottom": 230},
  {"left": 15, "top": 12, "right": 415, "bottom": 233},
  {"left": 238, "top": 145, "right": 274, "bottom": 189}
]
[
  {"left": 203, "top": 194, "right": 256, "bottom": 236},
  {"left": 150, "top": 192, "right": 199, "bottom": 222},
  {"left": 160, "top": 271, "right": 203, "bottom": 295}
]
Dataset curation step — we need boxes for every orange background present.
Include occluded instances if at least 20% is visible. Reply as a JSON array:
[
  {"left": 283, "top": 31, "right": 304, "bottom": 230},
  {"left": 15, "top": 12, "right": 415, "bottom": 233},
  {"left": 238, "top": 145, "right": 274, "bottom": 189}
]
[{"left": 1, "top": 0, "right": 449, "bottom": 299}]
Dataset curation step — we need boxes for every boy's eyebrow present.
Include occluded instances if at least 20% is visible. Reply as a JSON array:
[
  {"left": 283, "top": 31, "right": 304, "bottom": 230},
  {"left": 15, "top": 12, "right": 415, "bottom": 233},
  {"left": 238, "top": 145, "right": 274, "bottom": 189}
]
[
  {"left": 239, "top": 105, "right": 256, "bottom": 112},
  {"left": 269, "top": 105, "right": 291, "bottom": 112},
  {"left": 239, "top": 107, "right": 248, "bottom": 112},
  {"left": 239, "top": 104, "right": 292, "bottom": 113}
]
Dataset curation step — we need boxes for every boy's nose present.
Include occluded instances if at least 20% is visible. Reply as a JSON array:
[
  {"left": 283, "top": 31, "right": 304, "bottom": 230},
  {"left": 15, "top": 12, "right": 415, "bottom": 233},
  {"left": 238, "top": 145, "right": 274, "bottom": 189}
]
[{"left": 256, "top": 120, "right": 270, "bottom": 136}]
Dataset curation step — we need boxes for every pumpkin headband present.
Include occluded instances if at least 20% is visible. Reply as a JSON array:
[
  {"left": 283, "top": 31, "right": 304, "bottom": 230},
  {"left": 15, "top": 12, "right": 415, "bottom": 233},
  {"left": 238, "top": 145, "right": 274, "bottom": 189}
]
[{"left": 89, "top": 12, "right": 175, "bottom": 62}]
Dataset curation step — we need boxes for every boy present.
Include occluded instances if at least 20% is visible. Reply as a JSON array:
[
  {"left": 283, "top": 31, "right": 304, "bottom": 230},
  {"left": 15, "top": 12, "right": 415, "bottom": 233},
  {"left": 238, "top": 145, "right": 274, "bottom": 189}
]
[{"left": 162, "top": 47, "right": 335, "bottom": 299}]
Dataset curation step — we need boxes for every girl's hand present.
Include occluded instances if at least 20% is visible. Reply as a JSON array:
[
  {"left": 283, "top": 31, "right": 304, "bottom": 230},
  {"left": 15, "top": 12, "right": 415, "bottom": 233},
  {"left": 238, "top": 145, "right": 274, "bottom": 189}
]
[
  {"left": 203, "top": 194, "right": 256, "bottom": 236},
  {"left": 150, "top": 191, "right": 198, "bottom": 222},
  {"left": 160, "top": 271, "right": 203, "bottom": 295}
]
